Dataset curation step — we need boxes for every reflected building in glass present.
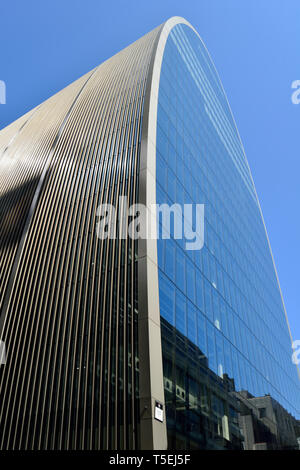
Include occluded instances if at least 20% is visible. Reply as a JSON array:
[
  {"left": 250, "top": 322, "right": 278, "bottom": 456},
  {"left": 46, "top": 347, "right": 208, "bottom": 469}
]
[{"left": 0, "top": 17, "right": 298, "bottom": 450}]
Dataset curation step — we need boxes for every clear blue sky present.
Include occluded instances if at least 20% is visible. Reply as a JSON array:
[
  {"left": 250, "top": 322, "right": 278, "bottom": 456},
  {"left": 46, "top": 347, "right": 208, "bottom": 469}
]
[{"left": 0, "top": 0, "right": 299, "bottom": 342}]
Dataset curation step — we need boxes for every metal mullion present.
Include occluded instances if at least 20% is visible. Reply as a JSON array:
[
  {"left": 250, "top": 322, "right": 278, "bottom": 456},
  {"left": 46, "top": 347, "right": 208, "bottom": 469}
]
[
  {"left": 85, "top": 68, "right": 133, "bottom": 450},
  {"left": 57, "top": 74, "right": 113, "bottom": 449},
  {"left": 113, "top": 38, "right": 153, "bottom": 449},
  {"left": 103, "top": 43, "right": 144, "bottom": 449},
  {"left": 45, "top": 73, "right": 108, "bottom": 449},
  {"left": 0, "top": 123, "right": 62, "bottom": 304},
  {"left": 111, "top": 49, "right": 143, "bottom": 449},
  {"left": 88, "top": 63, "right": 132, "bottom": 450},
  {"left": 68, "top": 57, "right": 127, "bottom": 448},
  {"left": 0, "top": 78, "right": 89, "bottom": 348},
  {"left": 95, "top": 52, "right": 136, "bottom": 449},
  {"left": 127, "top": 52, "right": 153, "bottom": 450},
  {"left": 54, "top": 76, "right": 111, "bottom": 450},
  {"left": 0, "top": 86, "right": 89, "bottom": 450},
  {"left": 59, "top": 66, "right": 115, "bottom": 449},
  {"left": 2, "top": 76, "right": 94, "bottom": 448},
  {"left": 105, "top": 43, "right": 144, "bottom": 450},
  {"left": 38, "top": 75, "right": 101, "bottom": 449},
  {"left": 90, "top": 59, "right": 129, "bottom": 449},
  {"left": 131, "top": 42, "right": 156, "bottom": 439},
  {"left": 70, "top": 59, "right": 128, "bottom": 448},
  {"left": 4, "top": 70, "right": 96, "bottom": 448}
]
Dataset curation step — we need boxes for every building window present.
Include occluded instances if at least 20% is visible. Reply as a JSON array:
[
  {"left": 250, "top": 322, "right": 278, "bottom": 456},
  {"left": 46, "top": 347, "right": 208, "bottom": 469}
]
[{"left": 259, "top": 407, "right": 267, "bottom": 419}]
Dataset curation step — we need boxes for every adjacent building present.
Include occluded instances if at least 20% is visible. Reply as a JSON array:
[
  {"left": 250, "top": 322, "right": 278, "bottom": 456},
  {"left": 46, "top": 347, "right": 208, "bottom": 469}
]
[
  {"left": 235, "top": 391, "right": 299, "bottom": 450},
  {"left": 0, "top": 17, "right": 299, "bottom": 450}
]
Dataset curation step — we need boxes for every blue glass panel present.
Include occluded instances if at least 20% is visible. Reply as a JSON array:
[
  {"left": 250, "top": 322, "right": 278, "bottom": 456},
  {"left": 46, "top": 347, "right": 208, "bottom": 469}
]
[
  {"left": 175, "top": 290, "right": 187, "bottom": 336},
  {"left": 156, "top": 22, "right": 300, "bottom": 418}
]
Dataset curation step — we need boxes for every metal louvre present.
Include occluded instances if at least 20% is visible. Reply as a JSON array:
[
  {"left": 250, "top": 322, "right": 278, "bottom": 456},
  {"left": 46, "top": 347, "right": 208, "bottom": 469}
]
[{"left": 0, "top": 26, "right": 161, "bottom": 450}]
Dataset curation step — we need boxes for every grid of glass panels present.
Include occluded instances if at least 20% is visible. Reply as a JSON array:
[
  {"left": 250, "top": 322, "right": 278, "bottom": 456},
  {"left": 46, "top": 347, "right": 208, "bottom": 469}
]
[{"left": 156, "top": 24, "right": 300, "bottom": 419}]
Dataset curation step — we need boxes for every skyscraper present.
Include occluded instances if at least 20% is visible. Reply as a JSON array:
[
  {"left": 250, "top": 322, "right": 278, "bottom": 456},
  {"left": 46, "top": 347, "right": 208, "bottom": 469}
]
[{"left": 0, "top": 16, "right": 298, "bottom": 450}]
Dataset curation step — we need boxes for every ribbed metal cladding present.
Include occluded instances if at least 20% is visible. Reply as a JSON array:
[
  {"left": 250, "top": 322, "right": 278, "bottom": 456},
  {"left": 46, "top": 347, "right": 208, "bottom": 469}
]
[{"left": 0, "top": 24, "right": 162, "bottom": 450}]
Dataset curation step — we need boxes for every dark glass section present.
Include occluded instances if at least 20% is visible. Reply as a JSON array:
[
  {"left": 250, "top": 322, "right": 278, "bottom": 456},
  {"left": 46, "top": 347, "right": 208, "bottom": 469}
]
[{"left": 161, "top": 318, "right": 243, "bottom": 449}]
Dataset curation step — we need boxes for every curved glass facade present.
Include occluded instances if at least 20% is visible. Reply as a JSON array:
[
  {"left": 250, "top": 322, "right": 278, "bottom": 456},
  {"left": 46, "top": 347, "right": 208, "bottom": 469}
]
[{"left": 156, "top": 23, "right": 300, "bottom": 445}]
